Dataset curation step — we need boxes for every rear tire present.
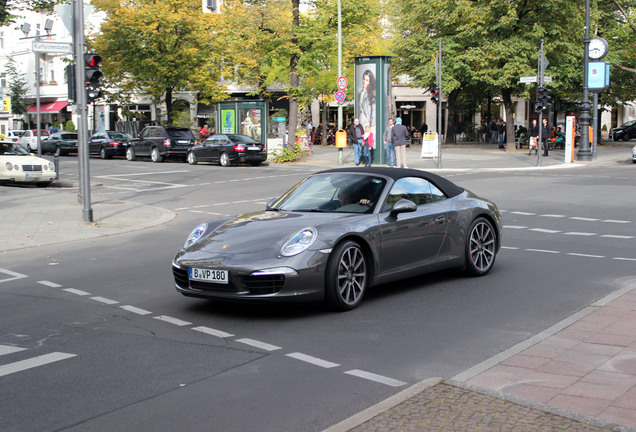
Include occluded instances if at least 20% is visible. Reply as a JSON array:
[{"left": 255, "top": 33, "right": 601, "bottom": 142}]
[
  {"left": 465, "top": 217, "right": 497, "bottom": 276},
  {"left": 187, "top": 151, "right": 198, "bottom": 165},
  {"left": 100, "top": 147, "right": 111, "bottom": 159},
  {"left": 126, "top": 147, "right": 136, "bottom": 161},
  {"left": 219, "top": 152, "right": 231, "bottom": 167},
  {"left": 325, "top": 240, "right": 367, "bottom": 311},
  {"left": 151, "top": 147, "right": 164, "bottom": 163}
]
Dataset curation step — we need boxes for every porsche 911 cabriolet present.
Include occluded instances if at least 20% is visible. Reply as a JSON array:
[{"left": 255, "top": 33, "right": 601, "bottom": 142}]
[{"left": 172, "top": 167, "right": 502, "bottom": 310}]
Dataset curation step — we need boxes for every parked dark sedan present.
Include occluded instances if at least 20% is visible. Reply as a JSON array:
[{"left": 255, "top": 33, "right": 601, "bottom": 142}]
[
  {"left": 88, "top": 131, "right": 134, "bottom": 159},
  {"left": 41, "top": 132, "right": 78, "bottom": 156},
  {"left": 126, "top": 126, "right": 195, "bottom": 162},
  {"left": 611, "top": 120, "right": 636, "bottom": 141},
  {"left": 187, "top": 134, "right": 267, "bottom": 166},
  {"left": 173, "top": 167, "right": 502, "bottom": 310}
]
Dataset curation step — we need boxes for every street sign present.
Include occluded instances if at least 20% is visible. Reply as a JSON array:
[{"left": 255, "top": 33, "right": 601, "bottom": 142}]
[
  {"left": 32, "top": 41, "right": 72, "bottom": 54},
  {"left": 337, "top": 76, "right": 347, "bottom": 91},
  {"left": 520, "top": 76, "right": 552, "bottom": 84},
  {"left": 334, "top": 91, "right": 345, "bottom": 102}
]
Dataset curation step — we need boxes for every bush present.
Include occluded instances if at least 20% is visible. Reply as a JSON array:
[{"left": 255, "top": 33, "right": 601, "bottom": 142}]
[
  {"left": 271, "top": 143, "right": 309, "bottom": 163},
  {"left": 64, "top": 120, "right": 76, "bottom": 132}
]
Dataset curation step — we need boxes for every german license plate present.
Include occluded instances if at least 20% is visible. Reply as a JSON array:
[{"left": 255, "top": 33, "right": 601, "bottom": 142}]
[
  {"left": 26, "top": 173, "right": 42, "bottom": 178},
  {"left": 189, "top": 267, "right": 229, "bottom": 284},
  {"left": 247, "top": 146, "right": 260, "bottom": 151}
]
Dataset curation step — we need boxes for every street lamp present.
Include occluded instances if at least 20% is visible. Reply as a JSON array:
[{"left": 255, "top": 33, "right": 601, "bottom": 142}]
[{"left": 577, "top": 0, "right": 593, "bottom": 161}]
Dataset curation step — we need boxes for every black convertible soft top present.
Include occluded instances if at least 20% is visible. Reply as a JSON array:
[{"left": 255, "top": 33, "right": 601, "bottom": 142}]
[{"left": 318, "top": 167, "right": 465, "bottom": 198}]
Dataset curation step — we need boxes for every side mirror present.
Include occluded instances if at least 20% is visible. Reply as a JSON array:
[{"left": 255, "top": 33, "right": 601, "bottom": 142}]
[{"left": 389, "top": 199, "right": 417, "bottom": 217}]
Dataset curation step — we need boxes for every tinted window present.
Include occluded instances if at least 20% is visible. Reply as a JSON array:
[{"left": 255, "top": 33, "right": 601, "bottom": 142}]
[
  {"left": 385, "top": 177, "right": 447, "bottom": 211},
  {"left": 166, "top": 128, "right": 194, "bottom": 139},
  {"left": 229, "top": 134, "right": 257, "bottom": 143},
  {"left": 61, "top": 134, "right": 77, "bottom": 140},
  {"left": 109, "top": 132, "right": 131, "bottom": 140}
]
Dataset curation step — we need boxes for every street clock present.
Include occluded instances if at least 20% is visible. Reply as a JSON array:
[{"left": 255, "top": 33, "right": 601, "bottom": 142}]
[{"left": 589, "top": 37, "right": 609, "bottom": 60}]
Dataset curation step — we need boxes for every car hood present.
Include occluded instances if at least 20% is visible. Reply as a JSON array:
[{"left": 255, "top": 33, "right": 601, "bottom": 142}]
[
  {"left": 2, "top": 155, "right": 53, "bottom": 166},
  {"left": 189, "top": 210, "right": 362, "bottom": 254}
]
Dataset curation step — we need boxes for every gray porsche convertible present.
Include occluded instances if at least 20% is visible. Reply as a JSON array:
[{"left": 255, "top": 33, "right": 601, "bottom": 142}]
[{"left": 172, "top": 167, "right": 502, "bottom": 311}]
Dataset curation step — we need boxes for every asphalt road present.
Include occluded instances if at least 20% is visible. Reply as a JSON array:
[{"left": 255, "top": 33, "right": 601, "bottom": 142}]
[{"left": 2, "top": 156, "right": 636, "bottom": 431}]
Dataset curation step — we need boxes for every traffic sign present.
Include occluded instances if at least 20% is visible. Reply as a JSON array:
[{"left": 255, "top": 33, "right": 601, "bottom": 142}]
[
  {"left": 520, "top": 76, "right": 552, "bottom": 84},
  {"left": 334, "top": 91, "right": 345, "bottom": 102},
  {"left": 337, "top": 76, "right": 347, "bottom": 91},
  {"left": 32, "top": 41, "right": 72, "bottom": 54}
]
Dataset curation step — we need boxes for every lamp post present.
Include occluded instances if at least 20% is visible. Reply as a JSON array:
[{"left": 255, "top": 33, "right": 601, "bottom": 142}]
[{"left": 577, "top": 0, "right": 593, "bottom": 161}]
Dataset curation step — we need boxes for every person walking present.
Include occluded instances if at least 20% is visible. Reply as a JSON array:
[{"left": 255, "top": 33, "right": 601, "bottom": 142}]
[
  {"left": 541, "top": 117, "right": 549, "bottom": 157},
  {"left": 529, "top": 119, "right": 539, "bottom": 155},
  {"left": 391, "top": 117, "right": 410, "bottom": 168},
  {"left": 347, "top": 118, "right": 365, "bottom": 166},
  {"left": 497, "top": 118, "right": 506, "bottom": 149},
  {"left": 383, "top": 118, "right": 397, "bottom": 167},
  {"left": 362, "top": 125, "right": 374, "bottom": 167}
]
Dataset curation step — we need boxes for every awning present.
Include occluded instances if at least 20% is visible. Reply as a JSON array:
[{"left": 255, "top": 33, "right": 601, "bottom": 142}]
[{"left": 27, "top": 101, "right": 69, "bottom": 113}]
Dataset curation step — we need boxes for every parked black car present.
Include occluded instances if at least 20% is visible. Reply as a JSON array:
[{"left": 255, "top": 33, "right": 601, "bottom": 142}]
[
  {"left": 126, "top": 126, "right": 196, "bottom": 162},
  {"left": 41, "top": 132, "right": 78, "bottom": 156},
  {"left": 187, "top": 134, "right": 267, "bottom": 167},
  {"left": 611, "top": 120, "right": 636, "bottom": 141},
  {"left": 88, "top": 131, "right": 134, "bottom": 159}
]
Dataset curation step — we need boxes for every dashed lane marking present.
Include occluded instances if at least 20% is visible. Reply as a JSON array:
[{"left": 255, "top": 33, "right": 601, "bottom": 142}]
[
  {"left": 286, "top": 352, "right": 340, "bottom": 369},
  {"left": 119, "top": 305, "right": 152, "bottom": 315},
  {"left": 192, "top": 326, "right": 234, "bottom": 338},
  {"left": 90, "top": 296, "right": 119, "bottom": 305},
  {"left": 37, "top": 280, "right": 62, "bottom": 287},
  {"left": 63, "top": 288, "right": 91, "bottom": 296},
  {"left": 344, "top": 369, "right": 407, "bottom": 387},
  {"left": 235, "top": 338, "right": 282, "bottom": 352},
  {"left": 154, "top": 315, "right": 192, "bottom": 326}
]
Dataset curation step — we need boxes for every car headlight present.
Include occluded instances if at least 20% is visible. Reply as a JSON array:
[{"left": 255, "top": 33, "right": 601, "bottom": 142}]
[
  {"left": 5, "top": 162, "right": 13, "bottom": 171},
  {"left": 281, "top": 227, "right": 317, "bottom": 257},
  {"left": 184, "top": 223, "right": 207, "bottom": 248},
  {"left": 48, "top": 162, "right": 54, "bottom": 171}
]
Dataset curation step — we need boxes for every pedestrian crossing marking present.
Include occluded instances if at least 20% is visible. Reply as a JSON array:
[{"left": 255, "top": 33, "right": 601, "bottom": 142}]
[{"left": 0, "top": 352, "right": 76, "bottom": 378}]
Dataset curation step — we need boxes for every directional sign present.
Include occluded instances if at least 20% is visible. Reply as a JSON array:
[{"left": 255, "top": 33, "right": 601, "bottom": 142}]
[
  {"left": 520, "top": 76, "right": 552, "bottom": 84},
  {"left": 337, "top": 76, "right": 347, "bottom": 92},
  {"left": 32, "top": 41, "right": 72, "bottom": 54},
  {"left": 334, "top": 91, "right": 346, "bottom": 102}
]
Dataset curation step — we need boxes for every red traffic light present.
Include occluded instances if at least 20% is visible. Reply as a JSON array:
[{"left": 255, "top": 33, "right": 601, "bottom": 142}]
[{"left": 84, "top": 53, "right": 102, "bottom": 68}]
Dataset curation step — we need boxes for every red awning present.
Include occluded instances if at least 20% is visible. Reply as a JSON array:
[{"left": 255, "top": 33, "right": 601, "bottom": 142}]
[{"left": 27, "top": 101, "right": 69, "bottom": 113}]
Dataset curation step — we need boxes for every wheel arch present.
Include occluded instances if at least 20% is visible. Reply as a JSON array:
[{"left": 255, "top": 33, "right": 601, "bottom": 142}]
[{"left": 324, "top": 233, "right": 377, "bottom": 288}]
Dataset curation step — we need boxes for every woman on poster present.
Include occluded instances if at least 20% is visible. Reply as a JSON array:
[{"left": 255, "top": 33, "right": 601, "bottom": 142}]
[{"left": 358, "top": 70, "right": 376, "bottom": 128}]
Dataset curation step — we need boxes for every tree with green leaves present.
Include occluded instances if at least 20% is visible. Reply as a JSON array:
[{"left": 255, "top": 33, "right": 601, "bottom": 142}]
[
  {"left": 91, "top": 0, "right": 228, "bottom": 124},
  {"left": 5, "top": 60, "right": 29, "bottom": 115}
]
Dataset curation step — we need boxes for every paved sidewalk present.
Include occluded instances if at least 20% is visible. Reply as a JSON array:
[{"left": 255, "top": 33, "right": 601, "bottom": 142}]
[{"left": 2, "top": 141, "right": 636, "bottom": 431}]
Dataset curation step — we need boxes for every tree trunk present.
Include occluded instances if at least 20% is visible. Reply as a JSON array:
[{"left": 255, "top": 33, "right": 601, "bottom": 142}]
[
  {"left": 321, "top": 101, "right": 329, "bottom": 145},
  {"left": 444, "top": 89, "right": 459, "bottom": 144},
  {"left": 287, "top": 0, "right": 300, "bottom": 148},
  {"left": 165, "top": 87, "right": 173, "bottom": 125},
  {"left": 501, "top": 88, "right": 516, "bottom": 152}
]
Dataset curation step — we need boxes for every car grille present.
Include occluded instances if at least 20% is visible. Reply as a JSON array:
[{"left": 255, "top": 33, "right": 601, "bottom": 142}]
[
  {"left": 22, "top": 165, "right": 43, "bottom": 172},
  {"left": 173, "top": 267, "right": 284, "bottom": 295}
]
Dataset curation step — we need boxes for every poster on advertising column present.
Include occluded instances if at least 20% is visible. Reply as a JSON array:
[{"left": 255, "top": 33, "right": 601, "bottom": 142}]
[{"left": 421, "top": 133, "right": 439, "bottom": 158}]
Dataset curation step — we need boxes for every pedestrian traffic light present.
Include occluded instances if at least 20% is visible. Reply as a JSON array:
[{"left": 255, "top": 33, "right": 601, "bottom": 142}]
[
  {"left": 537, "top": 86, "right": 552, "bottom": 111},
  {"left": 65, "top": 64, "right": 76, "bottom": 104},
  {"left": 431, "top": 89, "right": 440, "bottom": 104},
  {"left": 84, "top": 53, "right": 103, "bottom": 102}
]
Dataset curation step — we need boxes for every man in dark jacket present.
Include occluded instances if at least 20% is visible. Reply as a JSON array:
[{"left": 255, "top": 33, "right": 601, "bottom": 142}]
[
  {"left": 391, "top": 117, "right": 410, "bottom": 168},
  {"left": 347, "top": 118, "right": 365, "bottom": 165}
]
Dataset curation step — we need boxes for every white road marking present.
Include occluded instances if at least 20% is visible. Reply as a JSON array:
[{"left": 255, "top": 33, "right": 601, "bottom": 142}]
[
  {"left": 62, "top": 288, "right": 90, "bottom": 296},
  {"left": 192, "top": 326, "right": 234, "bottom": 338},
  {"left": 0, "top": 352, "right": 76, "bottom": 378},
  {"left": 344, "top": 369, "right": 407, "bottom": 387},
  {"left": 601, "top": 235, "right": 634, "bottom": 239},
  {"left": 564, "top": 232, "right": 597, "bottom": 236},
  {"left": 567, "top": 253, "right": 605, "bottom": 258},
  {"left": 0, "top": 268, "right": 28, "bottom": 283},
  {"left": 529, "top": 228, "right": 561, "bottom": 233},
  {"left": 613, "top": 257, "right": 636, "bottom": 262},
  {"left": 570, "top": 217, "right": 599, "bottom": 222},
  {"left": 90, "top": 296, "right": 118, "bottom": 305},
  {"left": 0, "top": 345, "right": 26, "bottom": 356},
  {"left": 286, "top": 352, "right": 340, "bottom": 369},
  {"left": 510, "top": 212, "right": 536, "bottom": 215},
  {"left": 503, "top": 225, "right": 527, "bottom": 229},
  {"left": 153, "top": 315, "right": 192, "bottom": 326},
  {"left": 602, "top": 220, "right": 631, "bottom": 224},
  {"left": 526, "top": 249, "right": 560, "bottom": 254},
  {"left": 235, "top": 338, "right": 281, "bottom": 352},
  {"left": 540, "top": 214, "right": 566, "bottom": 218},
  {"left": 119, "top": 305, "right": 152, "bottom": 315},
  {"left": 37, "top": 280, "right": 62, "bottom": 287}
]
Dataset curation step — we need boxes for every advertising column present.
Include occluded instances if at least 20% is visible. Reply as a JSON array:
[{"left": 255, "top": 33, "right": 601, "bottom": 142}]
[{"left": 354, "top": 56, "right": 394, "bottom": 166}]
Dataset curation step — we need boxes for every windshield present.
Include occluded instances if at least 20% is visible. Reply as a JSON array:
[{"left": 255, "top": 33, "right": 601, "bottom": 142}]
[
  {"left": 270, "top": 173, "right": 386, "bottom": 214},
  {"left": 621, "top": 121, "right": 636, "bottom": 127},
  {"left": 0, "top": 143, "right": 30, "bottom": 155}
]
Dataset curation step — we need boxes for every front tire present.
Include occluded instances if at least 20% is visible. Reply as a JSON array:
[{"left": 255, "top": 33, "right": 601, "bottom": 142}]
[
  {"left": 465, "top": 217, "right": 497, "bottom": 276},
  {"left": 325, "top": 240, "right": 368, "bottom": 311},
  {"left": 126, "top": 147, "right": 136, "bottom": 161},
  {"left": 219, "top": 152, "right": 231, "bottom": 167},
  {"left": 151, "top": 147, "right": 164, "bottom": 163},
  {"left": 187, "top": 151, "right": 198, "bottom": 165},
  {"left": 100, "top": 147, "right": 111, "bottom": 159}
]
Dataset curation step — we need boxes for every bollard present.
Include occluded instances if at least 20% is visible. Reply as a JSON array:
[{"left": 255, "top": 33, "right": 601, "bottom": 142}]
[{"left": 54, "top": 154, "right": 59, "bottom": 180}]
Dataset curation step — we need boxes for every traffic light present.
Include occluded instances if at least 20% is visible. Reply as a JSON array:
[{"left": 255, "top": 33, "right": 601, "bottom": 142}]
[
  {"left": 536, "top": 86, "right": 552, "bottom": 111},
  {"left": 84, "top": 53, "right": 103, "bottom": 102},
  {"left": 431, "top": 88, "right": 440, "bottom": 104},
  {"left": 65, "top": 64, "right": 76, "bottom": 104}
]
